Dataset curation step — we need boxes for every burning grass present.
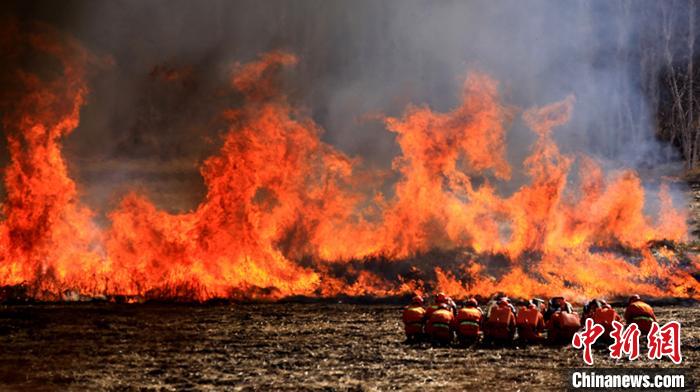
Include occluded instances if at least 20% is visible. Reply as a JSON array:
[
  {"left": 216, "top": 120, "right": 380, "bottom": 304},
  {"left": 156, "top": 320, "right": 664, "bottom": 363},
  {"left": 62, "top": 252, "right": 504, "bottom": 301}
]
[{"left": 0, "top": 23, "right": 698, "bottom": 303}]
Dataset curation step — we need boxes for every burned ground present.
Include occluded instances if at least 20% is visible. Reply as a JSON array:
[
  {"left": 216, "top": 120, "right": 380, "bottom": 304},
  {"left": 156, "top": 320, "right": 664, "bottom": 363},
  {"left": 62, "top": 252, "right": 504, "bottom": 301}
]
[{"left": 0, "top": 303, "right": 697, "bottom": 391}]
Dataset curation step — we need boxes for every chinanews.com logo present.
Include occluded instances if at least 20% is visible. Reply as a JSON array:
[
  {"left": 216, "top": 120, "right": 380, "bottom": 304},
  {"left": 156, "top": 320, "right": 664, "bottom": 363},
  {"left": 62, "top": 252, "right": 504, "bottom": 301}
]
[
  {"left": 569, "top": 320, "right": 693, "bottom": 391},
  {"left": 567, "top": 369, "right": 690, "bottom": 390}
]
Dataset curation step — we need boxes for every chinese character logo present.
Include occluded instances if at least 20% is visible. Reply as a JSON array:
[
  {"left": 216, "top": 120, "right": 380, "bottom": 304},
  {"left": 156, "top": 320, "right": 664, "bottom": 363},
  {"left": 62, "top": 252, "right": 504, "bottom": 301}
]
[
  {"left": 572, "top": 320, "right": 682, "bottom": 365},
  {"left": 608, "top": 321, "right": 640, "bottom": 361},
  {"left": 572, "top": 319, "right": 604, "bottom": 365},
  {"left": 647, "top": 321, "right": 682, "bottom": 364}
]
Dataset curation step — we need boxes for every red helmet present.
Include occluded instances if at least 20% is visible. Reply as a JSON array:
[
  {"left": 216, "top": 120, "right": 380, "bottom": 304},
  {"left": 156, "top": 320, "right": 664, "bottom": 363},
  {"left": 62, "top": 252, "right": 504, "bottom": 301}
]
[
  {"left": 628, "top": 294, "right": 641, "bottom": 305},
  {"left": 464, "top": 298, "right": 478, "bottom": 307},
  {"left": 436, "top": 292, "right": 447, "bottom": 304},
  {"left": 411, "top": 296, "right": 424, "bottom": 306}
]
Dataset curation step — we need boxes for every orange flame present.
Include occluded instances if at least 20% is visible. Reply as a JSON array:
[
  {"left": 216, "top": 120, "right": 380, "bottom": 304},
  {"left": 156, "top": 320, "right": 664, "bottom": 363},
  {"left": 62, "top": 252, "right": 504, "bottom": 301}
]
[{"left": 1, "top": 26, "right": 698, "bottom": 301}]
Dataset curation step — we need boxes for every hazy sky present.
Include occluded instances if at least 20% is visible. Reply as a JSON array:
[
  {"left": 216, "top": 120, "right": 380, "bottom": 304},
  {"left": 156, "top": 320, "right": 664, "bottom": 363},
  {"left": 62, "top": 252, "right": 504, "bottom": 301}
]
[{"left": 0, "top": 0, "right": 683, "bottom": 215}]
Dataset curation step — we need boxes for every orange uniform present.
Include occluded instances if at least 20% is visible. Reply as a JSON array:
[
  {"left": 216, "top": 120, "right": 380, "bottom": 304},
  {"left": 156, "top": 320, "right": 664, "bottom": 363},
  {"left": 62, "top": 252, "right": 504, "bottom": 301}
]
[
  {"left": 592, "top": 305, "right": 622, "bottom": 339},
  {"left": 547, "top": 311, "right": 581, "bottom": 344},
  {"left": 484, "top": 302, "right": 516, "bottom": 341},
  {"left": 516, "top": 305, "right": 545, "bottom": 343},
  {"left": 424, "top": 304, "right": 441, "bottom": 319},
  {"left": 455, "top": 307, "right": 482, "bottom": 340},
  {"left": 426, "top": 307, "right": 455, "bottom": 343},
  {"left": 402, "top": 305, "right": 426, "bottom": 338},
  {"left": 425, "top": 292, "right": 456, "bottom": 318},
  {"left": 624, "top": 300, "right": 656, "bottom": 334},
  {"left": 544, "top": 297, "right": 573, "bottom": 321},
  {"left": 582, "top": 299, "right": 603, "bottom": 322}
]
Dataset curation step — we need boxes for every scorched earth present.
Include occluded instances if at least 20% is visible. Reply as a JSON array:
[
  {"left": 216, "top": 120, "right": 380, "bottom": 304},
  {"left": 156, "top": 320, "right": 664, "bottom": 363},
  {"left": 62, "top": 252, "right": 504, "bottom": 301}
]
[{"left": 0, "top": 302, "right": 697, "bottom": 390}]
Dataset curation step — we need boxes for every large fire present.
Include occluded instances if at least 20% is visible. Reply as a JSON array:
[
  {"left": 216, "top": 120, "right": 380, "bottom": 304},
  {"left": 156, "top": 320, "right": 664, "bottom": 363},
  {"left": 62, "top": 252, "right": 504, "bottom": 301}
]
[{"left": 1, "top": 24, "right": 698, "bottom": 302}]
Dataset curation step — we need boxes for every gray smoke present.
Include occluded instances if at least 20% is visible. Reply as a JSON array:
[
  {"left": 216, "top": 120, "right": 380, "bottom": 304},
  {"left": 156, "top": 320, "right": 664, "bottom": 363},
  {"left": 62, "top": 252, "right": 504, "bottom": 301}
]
[{"left": 0, "top": 0, "right": 690, "bottom": 218}]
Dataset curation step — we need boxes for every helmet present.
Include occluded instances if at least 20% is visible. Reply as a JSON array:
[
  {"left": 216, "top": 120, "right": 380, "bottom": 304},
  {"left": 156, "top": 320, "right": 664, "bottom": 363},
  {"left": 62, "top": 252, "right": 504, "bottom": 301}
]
[
  {"left": 549, "top": 296, "right": 565, "bottom": 308},
  {"left": 411, "top": 296, "right": 424, "bottom": 306},
  {"left": 436, "top": 292, "right": 447, "bottom": 304},
  {"left": 587, "top": 299, "right": 601, "bottom": 310},
  {"left": 628, "top": 294, "right": 641, "bottom": 305},
  {"left": 464, "top": 298, "right": 478, "bottom": 307},
  {"left": 497, "top": 299, "right": 508, "bottom": 306}
]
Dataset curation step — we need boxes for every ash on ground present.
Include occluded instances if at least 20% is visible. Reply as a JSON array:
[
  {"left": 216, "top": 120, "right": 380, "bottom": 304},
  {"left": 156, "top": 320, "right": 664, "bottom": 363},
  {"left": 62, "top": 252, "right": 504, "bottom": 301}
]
[{"left": 0, "top": 303, "right": 698, "bottom": 390}]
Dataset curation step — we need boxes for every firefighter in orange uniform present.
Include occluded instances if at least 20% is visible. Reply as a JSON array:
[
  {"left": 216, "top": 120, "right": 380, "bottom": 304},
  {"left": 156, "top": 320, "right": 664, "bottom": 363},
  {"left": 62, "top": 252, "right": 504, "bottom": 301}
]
[
  {"left": 544, "top": 296, "right": 573, "bottom": 321},
  {"left": 592, "top": 300, "right": 622, "bottom": 340},
  {"left": 402, "top": 296, "right": 427, "bottom": 342},
  {"left": 546, "top": 297, "right": 581, "bottom": 344},
  {"left": 426, "top": 302, "right": 455, "bottom": 345},
  {"left": 624, "top": 295, "right": 657, "bottom": 334},
  {"left": 582, "top": 299, "right": 603, "bottom": 321},
  {"left": 516, "top": 300, "right": 545, "bottom": 343},
  {"left": 425, "top": 292, "right": 447, "bottom": 319},
  {"left": 484, "top": 298, "right": 516, "bottom": 343},
  {"left": 455, "top": 298, "right": 482, "bottom": 343}
]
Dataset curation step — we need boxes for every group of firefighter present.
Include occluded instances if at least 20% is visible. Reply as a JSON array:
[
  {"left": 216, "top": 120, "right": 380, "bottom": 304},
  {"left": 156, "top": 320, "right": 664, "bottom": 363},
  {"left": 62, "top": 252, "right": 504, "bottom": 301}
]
[{"left": 401, "top": 292, "right": 657, "bottom": 345}]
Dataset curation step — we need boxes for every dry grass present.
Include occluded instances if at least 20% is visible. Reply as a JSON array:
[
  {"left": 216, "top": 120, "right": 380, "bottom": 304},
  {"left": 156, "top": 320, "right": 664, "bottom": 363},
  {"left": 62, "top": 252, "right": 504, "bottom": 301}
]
[{"left": 0, "top": 303, "right": 697, "bottom": 390}]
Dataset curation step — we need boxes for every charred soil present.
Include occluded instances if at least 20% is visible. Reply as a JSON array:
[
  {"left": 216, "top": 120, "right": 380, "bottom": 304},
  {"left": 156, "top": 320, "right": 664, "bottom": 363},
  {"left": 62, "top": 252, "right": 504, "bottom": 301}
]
[{"left": 0, "top": 303, "right": 698, "bottom": 391}]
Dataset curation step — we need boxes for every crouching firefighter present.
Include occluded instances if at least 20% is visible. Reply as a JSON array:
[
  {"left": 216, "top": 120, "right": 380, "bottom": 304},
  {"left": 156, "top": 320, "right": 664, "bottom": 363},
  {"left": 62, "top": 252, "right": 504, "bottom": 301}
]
[
  {"left": 546, "top": 297, "right": 581, "bottom": 344},
  {"left": 426, "top": 303, "right": 455, "bottom": 345},
  {"left": 590, "top": 300, "right": 622, "bottom": 341},
  {"left": 483, "top": 298, "right": 516, "bottom": 344},
  {"left": 455, "top": 298, "right": 482, "bottom": 344},
  {"left": 582, "top": 298, "right": 602, "bottom": 321},
  {"left": 516, "top": 300, "right": 545, "bottom": 344},
  {"left": 544, "top": 296, "right": 573, "bottom": 321},
  {"left": 624, "top": 295, "right": 657, "bottom": 335},
  {"left": 402, "top": 296, "right": 427, "bottom": 342}
]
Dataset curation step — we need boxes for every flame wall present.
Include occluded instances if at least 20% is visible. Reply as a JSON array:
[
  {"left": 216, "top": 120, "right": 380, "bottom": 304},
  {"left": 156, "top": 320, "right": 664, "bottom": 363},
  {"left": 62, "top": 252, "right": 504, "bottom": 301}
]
[{"left": 1, "top": 23, "right": 698, "bottom": 301}]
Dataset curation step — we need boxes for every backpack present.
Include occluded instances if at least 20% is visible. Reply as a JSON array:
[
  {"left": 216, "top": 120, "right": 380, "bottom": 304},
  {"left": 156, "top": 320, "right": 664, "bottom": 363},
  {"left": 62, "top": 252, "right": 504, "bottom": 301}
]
[
  {"left": 456, "top": 307, "right": 481, "bottom": 337},
  {"left": 516, "top": 307, "right": 540, "bottom": 328},
  {"left": 548, "top": 311, "right": 581, "bottom": 343},
  {"left": 402, "top": 306, "right": 426, "bottom": 324},
  {"left": 427, "top": 309, "right": 454, "bottom": 341},
  {"left": 485, "top": 306, "right": 514, "bottom": 339},
  {"left": 403, "top": 306, "right": 426, "bottom": 336}
]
